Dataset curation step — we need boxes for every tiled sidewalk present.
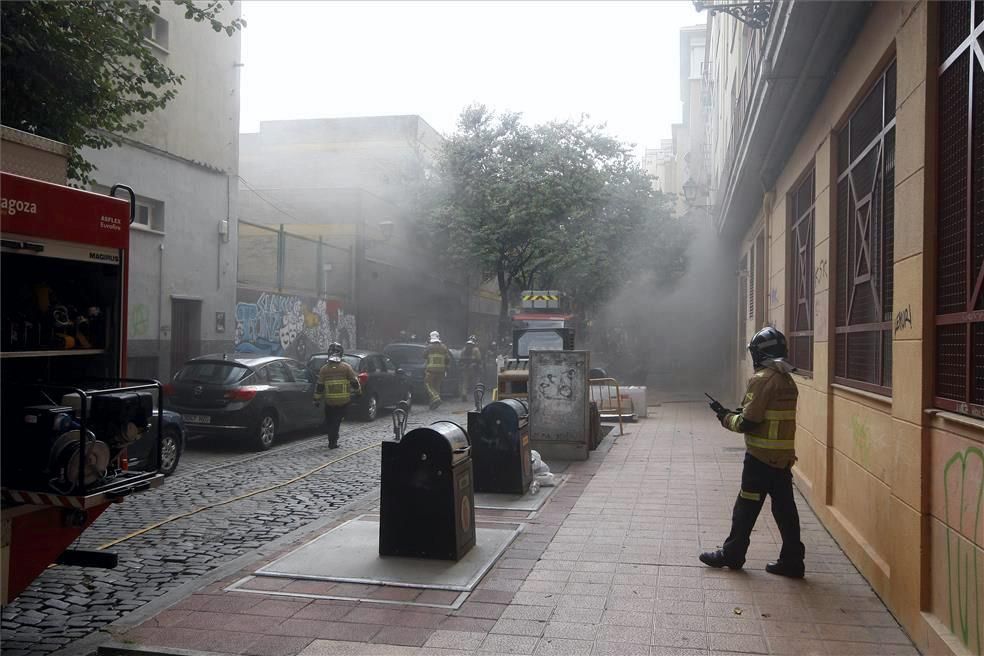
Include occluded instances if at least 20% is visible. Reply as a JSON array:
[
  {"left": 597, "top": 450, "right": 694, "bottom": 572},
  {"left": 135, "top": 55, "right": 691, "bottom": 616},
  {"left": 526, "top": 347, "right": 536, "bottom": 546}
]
[{"left": 106, "top": 403, "right": 918, "bottom": 656}]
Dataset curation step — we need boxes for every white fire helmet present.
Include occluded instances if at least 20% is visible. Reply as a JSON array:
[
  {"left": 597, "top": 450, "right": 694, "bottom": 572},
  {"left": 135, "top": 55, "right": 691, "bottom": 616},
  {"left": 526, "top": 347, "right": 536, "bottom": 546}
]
[{"left": 429, "top": 331, "right": 441, "bottom": 343}]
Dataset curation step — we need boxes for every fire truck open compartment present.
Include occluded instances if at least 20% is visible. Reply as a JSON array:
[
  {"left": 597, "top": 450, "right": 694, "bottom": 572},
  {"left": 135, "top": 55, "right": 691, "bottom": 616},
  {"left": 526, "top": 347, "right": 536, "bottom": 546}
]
[{"left": 1, "top": 243, "right": 163, "bottom": 505}]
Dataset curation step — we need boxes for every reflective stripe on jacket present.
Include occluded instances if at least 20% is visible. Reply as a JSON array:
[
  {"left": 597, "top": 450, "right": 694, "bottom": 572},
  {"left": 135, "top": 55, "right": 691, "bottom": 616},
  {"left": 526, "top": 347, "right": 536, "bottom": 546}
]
[
  {"left": 723, "top": 366, "right": 798, "bottom": 468},
  {"left": 424, "top": 343, "right": 450, "bottom": 372},
  {"left": 315, "top": 362, "right": 359, "bottom": 406}
]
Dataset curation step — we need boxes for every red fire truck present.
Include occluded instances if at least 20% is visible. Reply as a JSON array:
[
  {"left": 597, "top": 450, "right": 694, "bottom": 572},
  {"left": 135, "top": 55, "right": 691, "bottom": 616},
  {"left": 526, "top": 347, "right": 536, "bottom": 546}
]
[{"left": 1, "top": 170, "right": 165, "bottom": 605}]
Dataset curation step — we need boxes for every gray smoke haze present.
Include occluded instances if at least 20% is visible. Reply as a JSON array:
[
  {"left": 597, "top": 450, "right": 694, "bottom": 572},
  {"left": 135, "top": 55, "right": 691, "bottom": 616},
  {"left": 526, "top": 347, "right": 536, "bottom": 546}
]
[{"left": 587, "top": 215, "right": 737, "bottom": 402}]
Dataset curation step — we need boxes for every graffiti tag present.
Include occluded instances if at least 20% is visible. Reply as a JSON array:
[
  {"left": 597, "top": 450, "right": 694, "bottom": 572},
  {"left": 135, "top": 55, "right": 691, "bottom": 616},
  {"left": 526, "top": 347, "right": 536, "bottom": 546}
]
[
  {"left": 815, "top": 259, "right": 828, "bottom": 286},
  {"left": 894, "top": 304, "right": 913, "bottom": 334}
]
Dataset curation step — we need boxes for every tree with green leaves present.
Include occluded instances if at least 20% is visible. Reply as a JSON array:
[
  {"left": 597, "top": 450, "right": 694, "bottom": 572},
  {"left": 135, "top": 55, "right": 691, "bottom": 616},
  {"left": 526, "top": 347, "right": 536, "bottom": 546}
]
[
  {"left": 426, "top": 105, "right": 687, "bottom": 339},
  {"left": 1, "top": 0, "right": 245, "bottom": 184}
]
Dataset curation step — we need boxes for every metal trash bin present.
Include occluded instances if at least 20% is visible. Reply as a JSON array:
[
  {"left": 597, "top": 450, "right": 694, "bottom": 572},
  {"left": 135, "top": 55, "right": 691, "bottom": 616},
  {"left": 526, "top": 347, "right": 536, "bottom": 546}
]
[
  {"left": 379, "top": 421, "right": 476, "bottom": 560},
  {"left": 470, "top": 399, "right": 532, "bottom": 495}
]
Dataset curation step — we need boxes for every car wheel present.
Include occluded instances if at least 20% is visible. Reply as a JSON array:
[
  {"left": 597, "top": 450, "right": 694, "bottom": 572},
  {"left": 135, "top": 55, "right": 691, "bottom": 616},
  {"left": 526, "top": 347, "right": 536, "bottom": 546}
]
[
  {"left": 363, "top": 394, "right": 379, "bottom": 422},
  {"left": 159, "top": 427, "right": 182, "bottom": 476},
  {"left": 255, "top": 412, "right": 277, "bottom": 451}
]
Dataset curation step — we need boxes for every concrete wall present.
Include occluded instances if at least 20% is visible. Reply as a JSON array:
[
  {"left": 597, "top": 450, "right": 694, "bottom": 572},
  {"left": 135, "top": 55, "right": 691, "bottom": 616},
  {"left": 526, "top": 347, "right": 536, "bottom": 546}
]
[
  {"left": 238, "top": 116, "right": 497, "bottom": 350},
  {"left": 81, "top": 3, "right": 242, "bottom": 380},
  {"left": 720, "top": 3, "right": 984, "bottom": 654}
]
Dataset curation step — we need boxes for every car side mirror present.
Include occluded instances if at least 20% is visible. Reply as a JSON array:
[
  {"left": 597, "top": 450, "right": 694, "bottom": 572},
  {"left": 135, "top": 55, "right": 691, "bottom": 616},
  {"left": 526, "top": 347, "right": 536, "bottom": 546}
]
[{"left": 396, "top": 368, "right": 406, "bottom": 376}]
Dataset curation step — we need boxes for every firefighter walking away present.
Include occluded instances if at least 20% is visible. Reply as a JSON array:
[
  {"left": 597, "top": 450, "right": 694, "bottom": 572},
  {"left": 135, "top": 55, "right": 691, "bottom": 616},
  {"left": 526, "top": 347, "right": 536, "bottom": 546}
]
[
  {"left": 424, "top": 331, "right": 450, "bottom": 410},
  {"left": 701, "top": 326, "right": 806, "bottom": 578},
  {"left": 460, "top": 335, "right": 482, "bottom": 402},
  {"left": 313, "top": 342, "right": 361, "bottom": 449}
]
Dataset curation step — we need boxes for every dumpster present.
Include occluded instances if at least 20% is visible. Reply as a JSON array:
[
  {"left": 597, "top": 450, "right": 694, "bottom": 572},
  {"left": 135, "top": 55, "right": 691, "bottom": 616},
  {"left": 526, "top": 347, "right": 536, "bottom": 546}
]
[
  {"left": 379, "top": 421, "right": 476, "bottom": 560},
  {"left": 470, "top": 399, "right": 532, "bottom": 495}
]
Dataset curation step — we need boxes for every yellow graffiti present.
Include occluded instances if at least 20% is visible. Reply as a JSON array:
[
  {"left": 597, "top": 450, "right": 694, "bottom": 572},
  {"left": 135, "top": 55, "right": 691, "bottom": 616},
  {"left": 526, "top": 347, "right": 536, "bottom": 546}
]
[{"left": 851, "top": 416, "right": 872, "bottom": 467}]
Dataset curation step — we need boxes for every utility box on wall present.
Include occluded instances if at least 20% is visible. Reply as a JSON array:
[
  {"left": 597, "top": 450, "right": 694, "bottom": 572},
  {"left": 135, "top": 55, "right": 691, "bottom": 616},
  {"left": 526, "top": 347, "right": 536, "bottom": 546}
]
[{"left": 528, "top": 350, "right": 590, "bottom": 461}]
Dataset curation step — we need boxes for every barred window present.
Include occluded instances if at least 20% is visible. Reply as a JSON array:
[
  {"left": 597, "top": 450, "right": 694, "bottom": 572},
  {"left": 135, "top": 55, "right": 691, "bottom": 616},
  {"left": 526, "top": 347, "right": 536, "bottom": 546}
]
[
  {"left": 788, "top": 168, "right": 815, "bottom": 373},
  {"left": 934, "top": 2, "right": 984, "bottom": 417},
  {"left": 834, "top": 61, "right": 896, "bottom": 395}
]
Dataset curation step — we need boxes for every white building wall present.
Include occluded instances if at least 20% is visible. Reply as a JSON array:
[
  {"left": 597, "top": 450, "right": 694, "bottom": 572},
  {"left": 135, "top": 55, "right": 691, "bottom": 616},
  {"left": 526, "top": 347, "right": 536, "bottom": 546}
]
[{"left": 81, "top": 3, "right": 242, "bottom": 379}]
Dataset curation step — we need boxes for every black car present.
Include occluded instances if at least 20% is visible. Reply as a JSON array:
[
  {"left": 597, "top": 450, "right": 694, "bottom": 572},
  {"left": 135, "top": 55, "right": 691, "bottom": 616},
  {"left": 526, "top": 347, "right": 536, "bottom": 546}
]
[
  {"left": 307, "top": 350, "right": 412, "bottom": 422},
  {"left": 126, "top": 409, "right": 185, "bottom": 476},
  {"left": 166, "top": 354, "right": 321, "bottom": 451},
  {"left": 383, "top": 343, "right": 461, "bottom": 401}
]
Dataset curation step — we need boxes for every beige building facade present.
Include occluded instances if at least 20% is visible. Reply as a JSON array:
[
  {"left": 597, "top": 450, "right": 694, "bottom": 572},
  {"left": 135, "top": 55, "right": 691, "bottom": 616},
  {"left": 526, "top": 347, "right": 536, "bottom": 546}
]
[{"left": 704, "top": 2, "right": 983, "bottom": 654}]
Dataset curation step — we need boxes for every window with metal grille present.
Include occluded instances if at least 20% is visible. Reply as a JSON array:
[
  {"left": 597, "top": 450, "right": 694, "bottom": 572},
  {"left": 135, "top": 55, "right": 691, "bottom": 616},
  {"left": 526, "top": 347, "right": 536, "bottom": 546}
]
[
  {"left": 935, "top": 2, "right": 984, "bottom": 417},
  {"left": 834, "top": 61, "right": 896, "bottom": 395},
  {"left": 788, "top": 168, "right": 815, "bottom": 373}
]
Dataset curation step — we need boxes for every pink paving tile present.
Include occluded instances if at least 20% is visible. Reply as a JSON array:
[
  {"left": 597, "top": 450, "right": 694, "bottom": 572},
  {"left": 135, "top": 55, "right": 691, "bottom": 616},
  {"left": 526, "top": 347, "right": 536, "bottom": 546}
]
[
  {"left": 316, "top": 621, "right": 384, "bottom": 642},
  {"left": 457, "top": 601, "right": 508, "bottom": 619},
  {"left": 366, "top": 586, "right": 422, "bottom": 602},
  {"left": 650, "top": 628, "right": 709, "bottom": 650},
  {"left": 370, "top": 625, "right": 436, "bottom": 647},
  {"left": 147, "top": 609, "right": 193, "bottom": 627},
  {"left": 469, "top": 589, "right": 517, "bottom": 604},
  {"left": 241, "top": 577, "right": 293, "bottom": 592},
  {"left": 147, "top": 626, "right": 259, "bottom": 653},
  {"left": 242, "top": 635, "right": 315, "bottom": 656},
  {"left": 291, "top": 603, "right": 354, "bottom": 622},
  {"left": 177, "top": 611, "right": 283, "bottom": 634},
  {"left": 416, "top": 589, "right": 463, "bottom": 606},
  {"left": 200, "top": 594, "right": 264, "bottom": 614},
  {"left": 281, "top": 580, "right": 338, "bottom": 596},
  {"left": 245, "top": 599, "right": 311, "bottom": 618}
]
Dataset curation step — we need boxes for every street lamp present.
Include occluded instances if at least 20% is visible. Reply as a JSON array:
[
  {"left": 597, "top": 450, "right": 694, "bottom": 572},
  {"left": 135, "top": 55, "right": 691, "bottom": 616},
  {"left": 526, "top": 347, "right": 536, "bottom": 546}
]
[{"left": 682, "top": 178, "right": 699, "bottom": 203}]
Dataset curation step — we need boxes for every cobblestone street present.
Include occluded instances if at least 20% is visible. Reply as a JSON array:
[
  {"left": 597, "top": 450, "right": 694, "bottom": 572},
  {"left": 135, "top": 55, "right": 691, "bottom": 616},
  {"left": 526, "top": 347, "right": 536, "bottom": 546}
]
[{"left": 0, "top": 400, "right": 475, "bottom": 656}]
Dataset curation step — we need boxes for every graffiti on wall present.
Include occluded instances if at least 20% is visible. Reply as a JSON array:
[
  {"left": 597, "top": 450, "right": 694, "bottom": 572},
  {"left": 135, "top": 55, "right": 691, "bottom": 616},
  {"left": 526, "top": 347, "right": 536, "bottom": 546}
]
[
  {"left": 894, "top": 304, "right": 913, "bottom": 334},
  {"left": 234, "top": 289, "right": 356, "bottom": 359},
  {"left": 128, "top": 304, "right": 149, "bottom": 339},
  {"left": 851, "top": 416, "right": 872, "bottom": 469},
  {"left": 944, "top": 446, "right": 983, "bottom": 655}
]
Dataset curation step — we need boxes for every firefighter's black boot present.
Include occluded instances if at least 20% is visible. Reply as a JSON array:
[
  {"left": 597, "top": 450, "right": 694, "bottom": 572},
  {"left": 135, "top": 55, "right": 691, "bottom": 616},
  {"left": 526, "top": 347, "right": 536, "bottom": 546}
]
[
  {"left": 699, "top": 549, "right": 744, "bottom": 570},
  {"left": 328, "top": 439, "right": 339, "bottom": 450},
  {"left": 766, "top": 560, "right": 804, "bottom": 579}
]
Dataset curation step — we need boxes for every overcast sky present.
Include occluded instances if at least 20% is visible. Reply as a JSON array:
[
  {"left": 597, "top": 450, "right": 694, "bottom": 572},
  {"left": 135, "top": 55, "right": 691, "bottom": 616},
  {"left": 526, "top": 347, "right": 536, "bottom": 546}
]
[{"left": 239, "top": 1, "right": 703, "bottom": 156}]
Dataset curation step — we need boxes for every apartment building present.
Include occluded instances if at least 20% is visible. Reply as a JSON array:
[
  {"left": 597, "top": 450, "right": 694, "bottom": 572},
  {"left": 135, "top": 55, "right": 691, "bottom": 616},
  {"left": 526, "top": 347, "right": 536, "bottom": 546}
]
[
  {"left": 81, "top": 3, "right": 242, "bottom": 378},
  {"left": 702, "top": 2, "right": 982, "bottom": 653}
]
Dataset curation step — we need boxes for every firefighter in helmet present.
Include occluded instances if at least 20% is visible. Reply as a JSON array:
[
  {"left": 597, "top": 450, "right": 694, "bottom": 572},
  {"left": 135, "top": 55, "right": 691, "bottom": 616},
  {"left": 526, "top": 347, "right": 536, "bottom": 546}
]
[
  {"left": 459, "top": 335, "right": 482, "bottom": 402},
  {"left": 423, "top": 331, "right": 451, "bottom": 410},
  {"left": 701, "top": 326, "right": 805, "bottom": 578},
  {"left": 313, "top": 342, "right": 361, "bottom": 449}
]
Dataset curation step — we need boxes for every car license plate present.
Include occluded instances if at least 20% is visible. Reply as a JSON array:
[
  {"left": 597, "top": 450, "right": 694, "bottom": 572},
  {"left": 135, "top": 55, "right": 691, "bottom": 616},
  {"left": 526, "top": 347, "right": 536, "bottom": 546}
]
[{"left": 182, "top": 414, "right": 211, "bottom": 424}]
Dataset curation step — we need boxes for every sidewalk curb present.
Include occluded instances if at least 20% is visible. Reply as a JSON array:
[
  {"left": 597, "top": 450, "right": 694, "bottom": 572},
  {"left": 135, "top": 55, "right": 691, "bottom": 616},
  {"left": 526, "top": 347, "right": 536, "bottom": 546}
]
[
  {"left": 97, "top": 642, "right": 228, "bottom": 656},
  {"left": 58, "top": 484, "right": 384, "bottom": 656}
]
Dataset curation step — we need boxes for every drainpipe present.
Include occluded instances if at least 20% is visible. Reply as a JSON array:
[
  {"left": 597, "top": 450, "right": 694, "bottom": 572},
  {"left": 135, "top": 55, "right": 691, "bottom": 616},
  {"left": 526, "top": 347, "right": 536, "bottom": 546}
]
[{"left": 158, "top": 241, "right": 165, "bottom": 363}]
